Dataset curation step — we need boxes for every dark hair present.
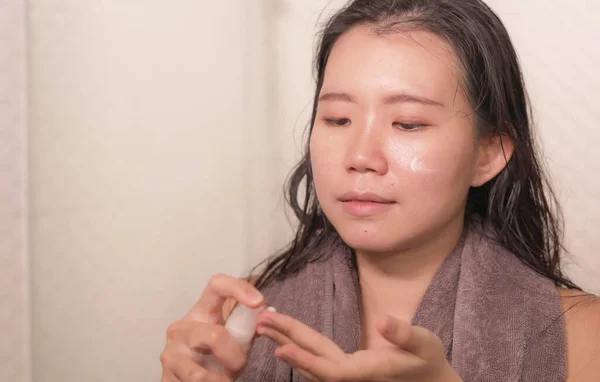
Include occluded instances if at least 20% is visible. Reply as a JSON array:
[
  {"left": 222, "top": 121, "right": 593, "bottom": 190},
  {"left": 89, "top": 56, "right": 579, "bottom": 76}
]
[{"left": 252, "top": 0, "right": 580, "bottom": 291}]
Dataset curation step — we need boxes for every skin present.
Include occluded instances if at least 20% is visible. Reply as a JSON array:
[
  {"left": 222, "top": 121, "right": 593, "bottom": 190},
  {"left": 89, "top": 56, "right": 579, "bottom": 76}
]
[
  {"left": 160, "top": 25, "right": 600, "bottom": 382},
  {"left": 311, "top": 27, "right": 480, "bottom": 257},
  {"left": 309, "top": 26, "right": 511, "bottom": 350},
  {"left": 160, "top": 274, "right": 265, "bottom": 382},
  {"left": 559, "top": 289, "right": 600, "bottom": 381}
]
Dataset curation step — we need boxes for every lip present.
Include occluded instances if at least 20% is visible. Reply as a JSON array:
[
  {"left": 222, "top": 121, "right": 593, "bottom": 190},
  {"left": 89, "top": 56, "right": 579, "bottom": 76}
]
[
  {"left": 339, "top": 192, "right": 395, "bottom": 217},
  {"left": 339, "top": 192, "right": 395, "bottom": 204}
]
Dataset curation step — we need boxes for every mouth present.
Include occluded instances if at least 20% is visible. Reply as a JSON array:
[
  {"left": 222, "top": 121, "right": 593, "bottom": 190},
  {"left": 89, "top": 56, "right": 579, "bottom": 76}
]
[
  {"left": 339, "top": 192, "right": 396, "bottom": 217},
  {"left": 339, "top": 192, "right": 395, "bottom": 204}
]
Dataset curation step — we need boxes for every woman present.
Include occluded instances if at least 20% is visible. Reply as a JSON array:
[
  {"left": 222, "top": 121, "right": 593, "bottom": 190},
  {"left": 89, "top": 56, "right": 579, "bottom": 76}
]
[{"left": 161, "top": 0, "right": 600, "bottom": 381}]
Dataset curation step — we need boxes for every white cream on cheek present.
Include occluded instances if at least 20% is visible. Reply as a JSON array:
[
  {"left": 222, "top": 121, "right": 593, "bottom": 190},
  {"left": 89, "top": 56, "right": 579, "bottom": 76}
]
[
  {"left": 387, "top": 139, "right": 440, "bottom": 176},
  {"left": 410, "top": 156, "right": 440, "bottom": 174}
]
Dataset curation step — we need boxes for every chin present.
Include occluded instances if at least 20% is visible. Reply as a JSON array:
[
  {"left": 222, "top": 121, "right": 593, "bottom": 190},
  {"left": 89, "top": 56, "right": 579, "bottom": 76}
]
[{"left": 334, "top": 223, "right": 415, "bottom": 254}]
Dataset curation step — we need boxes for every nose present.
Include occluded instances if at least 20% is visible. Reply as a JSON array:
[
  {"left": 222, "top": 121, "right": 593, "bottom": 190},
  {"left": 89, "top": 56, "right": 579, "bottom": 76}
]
[{"left": 344, "top": 125, "right": 389, "bottom": 175}]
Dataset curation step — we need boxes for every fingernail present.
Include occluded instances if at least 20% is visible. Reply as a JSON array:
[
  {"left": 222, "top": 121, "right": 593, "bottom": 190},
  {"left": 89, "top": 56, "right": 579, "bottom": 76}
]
[
  {"left": 247, "top": 291, "right": 263, "bottom": 304},
  {"left": 275, "top": 347, "right": 287, "bottom": 359},
  {"left": 266, "top": 306, "right": 277, "bottom": 312}
]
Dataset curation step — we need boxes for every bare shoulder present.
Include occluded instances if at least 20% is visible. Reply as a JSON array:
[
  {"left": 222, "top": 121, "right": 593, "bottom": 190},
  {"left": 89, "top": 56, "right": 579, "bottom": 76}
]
[
  {"left": 221, "top": 276, "right": 260, "bottom": 320},
  {"left": 558, "top": 288, "right": 600, "bottom": 381}
]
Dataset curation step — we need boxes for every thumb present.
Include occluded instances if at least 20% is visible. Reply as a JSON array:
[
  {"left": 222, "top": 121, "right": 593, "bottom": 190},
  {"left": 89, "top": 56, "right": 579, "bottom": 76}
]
[
  {"left": 186, "top": 275, "right": 264, "bottom": 324},
  {"left": 377, "top": 315, "right": 443, "bottom": 359}
]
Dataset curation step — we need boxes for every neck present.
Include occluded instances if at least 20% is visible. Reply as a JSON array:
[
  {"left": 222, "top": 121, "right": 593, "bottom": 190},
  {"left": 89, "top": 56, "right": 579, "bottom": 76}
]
[{"left": 356, "top": 219, "right": 464, "bottom": 346}]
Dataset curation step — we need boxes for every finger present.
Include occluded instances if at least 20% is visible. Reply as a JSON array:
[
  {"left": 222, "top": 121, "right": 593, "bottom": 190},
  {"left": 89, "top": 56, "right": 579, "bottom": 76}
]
[
  {"left": 286, "top": 346, "right": 423, "bottom": 381},
  {"left": 405, "top": 325, "right": 445, "bottom": 360},
  {"left": 344, "top": 347, "right": 424, "bottom": 379},
  {"left": 256, "top": 324, "right": 294, "bottom": 346},
  {"left": 257, "top": 311, "right": 345, "bottom": 359},
  {"left": 276, "top": 342, "right": 422, "bottom": 381},
  {"left": 161, "top": 352, "right": 230, "bottom": 382},
  {"left": 377, "top": 315, "right": 412, "bottom": 348},
  {"left": 160, "top": 369, "right": 181, "bottom": 382},
  {"left": 378, "top": 315, "right": 443, "bottom": 360},
  {"left": 275, "top": 344, "right": 328, "bottom": 382},
  {"left": 187, "top": 274, "right": 264, "bottom": 323},
  {"left": 187, "top": 323, "right": 248, "bottom": 372}
]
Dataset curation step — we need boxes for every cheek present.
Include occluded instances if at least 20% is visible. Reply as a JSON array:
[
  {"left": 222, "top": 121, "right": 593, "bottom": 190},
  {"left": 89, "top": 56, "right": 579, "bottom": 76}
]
[
  {"left": 309, "top": 128, "right": 338, "bottom": 193},
  {"left": 407, "top": 155, "right": 477, "bottom": 213},
  {"left": 407, "top": 154, "right": 466, "bottom": 177},
  {"left": 386, "top": 139, "right": 416, "bottom": 172},
  {"left": 387, "top": 137, "right": 477, "bottom": 195},
  {"left": 385, "top": 139, "right": 444, "bottom": 179}
]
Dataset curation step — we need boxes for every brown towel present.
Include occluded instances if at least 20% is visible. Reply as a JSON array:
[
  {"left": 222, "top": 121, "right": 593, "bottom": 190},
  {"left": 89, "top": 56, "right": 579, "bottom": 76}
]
[{"left": 239, "top": 226, "right": 566, "bottom": 381}]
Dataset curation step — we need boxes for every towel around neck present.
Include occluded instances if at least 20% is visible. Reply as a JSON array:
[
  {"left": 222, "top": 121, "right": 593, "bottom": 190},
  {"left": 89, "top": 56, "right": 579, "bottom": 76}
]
[{"left": 238, "top": 225, "right": 566, "bottom": 382}]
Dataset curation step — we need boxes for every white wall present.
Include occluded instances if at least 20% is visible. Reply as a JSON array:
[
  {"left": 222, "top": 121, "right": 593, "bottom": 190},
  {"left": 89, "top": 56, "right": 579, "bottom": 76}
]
[
  {"left": 28, "top": 1, "right": 278, "bottom": 381},
  {"left": 0, "top": 1, "right": 30, "bottom": 381},
  {"left": 272, "top": 0, "right": 348, "bottom": 183}
]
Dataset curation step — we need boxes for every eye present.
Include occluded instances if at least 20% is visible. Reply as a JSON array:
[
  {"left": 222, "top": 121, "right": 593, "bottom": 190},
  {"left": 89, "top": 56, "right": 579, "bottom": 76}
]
[
  {"left": 324, "top": 118, "right": 351, "bottom": 126},
  {"left": 393, "top": 122, "right": 427, "bottom": 131}
]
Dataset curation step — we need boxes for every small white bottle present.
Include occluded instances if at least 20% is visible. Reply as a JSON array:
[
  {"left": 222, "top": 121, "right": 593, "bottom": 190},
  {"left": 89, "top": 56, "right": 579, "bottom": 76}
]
[
  {"left": 225, "top": 304, "right": 264, "bottom": 352},
  {"left": 201, "top": 304, "right": 271, "bottom": 373}
]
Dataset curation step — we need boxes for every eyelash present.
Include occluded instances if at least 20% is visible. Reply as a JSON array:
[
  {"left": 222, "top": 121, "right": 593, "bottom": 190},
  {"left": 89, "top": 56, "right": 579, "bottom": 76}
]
[
  {"left": 324, "top": 118, "right": 351, "bottom": 126},
  {"left": 392, "top": 122, "right": 427, "bottom": 131},
  {"left": 324, "top": 118, "right": 427, "bottom": 131}
]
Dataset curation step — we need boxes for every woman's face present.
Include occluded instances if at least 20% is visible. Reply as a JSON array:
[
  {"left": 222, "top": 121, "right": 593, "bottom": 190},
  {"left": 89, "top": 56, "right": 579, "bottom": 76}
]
[{"left": 310, "top": 26, "right": 483, "bottom": 253}]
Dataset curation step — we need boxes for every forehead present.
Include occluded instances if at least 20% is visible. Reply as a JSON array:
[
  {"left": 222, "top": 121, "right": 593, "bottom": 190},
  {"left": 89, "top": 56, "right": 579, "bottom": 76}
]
[{"left": 323, "top": 25, "right": 463, "bottom": 103}]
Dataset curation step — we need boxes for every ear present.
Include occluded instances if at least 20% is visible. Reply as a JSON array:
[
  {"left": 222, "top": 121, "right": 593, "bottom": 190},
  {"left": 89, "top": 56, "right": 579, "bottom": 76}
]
[{"left": 471, "top": 134, "right": 514, "bottom": 187}]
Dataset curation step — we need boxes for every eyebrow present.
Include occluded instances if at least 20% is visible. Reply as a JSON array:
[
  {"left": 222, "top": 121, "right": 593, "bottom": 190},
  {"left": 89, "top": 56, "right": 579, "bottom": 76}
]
[{"left": 318, "top": 91, "right": 444, "bottom": 107}]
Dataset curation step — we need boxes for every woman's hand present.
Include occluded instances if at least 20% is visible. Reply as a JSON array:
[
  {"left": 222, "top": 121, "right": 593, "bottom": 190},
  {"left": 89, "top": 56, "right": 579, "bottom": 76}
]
[
  {"left": 256, "top": 310, "right": 462, "bottom": 382},
  {"left": 160, "top": 274, "right": 264, "bottom": 382}
]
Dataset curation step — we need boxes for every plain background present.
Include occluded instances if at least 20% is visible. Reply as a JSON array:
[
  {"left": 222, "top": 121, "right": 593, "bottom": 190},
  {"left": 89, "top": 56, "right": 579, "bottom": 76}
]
[{"left": 1, "top": 1, "right": 599, "bottom": 381}]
